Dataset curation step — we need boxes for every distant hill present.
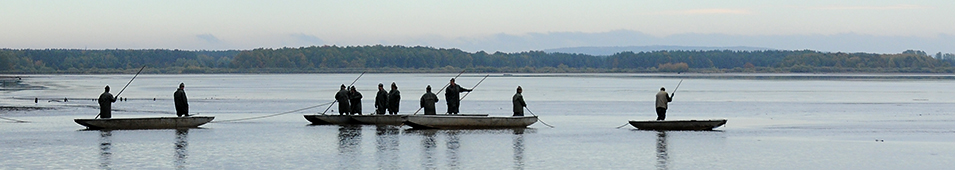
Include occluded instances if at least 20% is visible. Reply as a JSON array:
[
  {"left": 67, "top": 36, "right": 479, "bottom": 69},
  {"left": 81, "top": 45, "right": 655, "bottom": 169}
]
[{"left": 544, "top": 45, "right": 775, "bottom": 56}]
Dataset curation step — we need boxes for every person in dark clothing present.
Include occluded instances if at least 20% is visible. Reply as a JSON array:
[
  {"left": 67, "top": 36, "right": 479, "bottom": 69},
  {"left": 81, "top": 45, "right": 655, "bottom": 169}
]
[
  {"left": 349, "top": 86, "right": 362, "bottom": 115},
  {"left": 98, "top": 85, "right": 117, "bottom": 119},
  {"left": 335, "top": 84, "right": 351, "bottom": 115},
  {"left": 445, "top": 78, "right": 472, "bottom": 114},
  {"left": 420, "top": 85, "right": 439, "bottom": 115},
  {"left": 512, "top": 86, "right": 526, "bottom": 116},
  {"left": 655, "top": 87, "right": 673, "bottom": 121},
  {"left": 387, "top": 82, "right": 400, "bottom": 115},
  {"left": 375, "top": 83, "right": 388, "bottom": 115},
  {"left": 174, "top": 83, "right": 189, "bottom": 117}
]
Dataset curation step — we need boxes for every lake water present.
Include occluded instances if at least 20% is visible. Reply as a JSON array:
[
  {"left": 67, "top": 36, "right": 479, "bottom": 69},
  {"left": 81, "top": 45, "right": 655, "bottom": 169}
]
[{"left": 2, "top": 73, "right": 954, "bottom": 169}]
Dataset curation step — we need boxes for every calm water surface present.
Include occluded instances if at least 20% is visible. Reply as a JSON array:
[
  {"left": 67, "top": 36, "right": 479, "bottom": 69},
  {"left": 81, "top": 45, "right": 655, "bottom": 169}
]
[{"left": 2, "top": 73, "right": 954, "bottom": 169}]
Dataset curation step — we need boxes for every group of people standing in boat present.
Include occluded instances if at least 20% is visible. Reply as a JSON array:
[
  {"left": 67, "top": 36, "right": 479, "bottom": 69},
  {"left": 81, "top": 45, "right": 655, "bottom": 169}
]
[{"left": 332, "top": 78, "right": 528, "bottom": 116}]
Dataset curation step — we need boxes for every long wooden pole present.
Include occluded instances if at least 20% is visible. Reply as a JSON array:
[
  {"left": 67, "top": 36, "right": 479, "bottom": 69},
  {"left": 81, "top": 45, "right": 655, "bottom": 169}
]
[
  {"left": 670, "top": 79, "right": 684, "bottom": 97},
  {"left": 413, "top": 70, "right": 466, "bottom": 115},
  {"left": 458, "top": 74, "right": 489, "bottom": 100}
]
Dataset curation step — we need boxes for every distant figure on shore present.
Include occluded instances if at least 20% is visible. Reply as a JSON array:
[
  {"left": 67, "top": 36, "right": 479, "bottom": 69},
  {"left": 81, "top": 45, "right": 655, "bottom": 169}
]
[
  {"left": 420, "top": 85, "right": 439, "bottom": 115},
  {"left": 349, "top": 86, "right": 362, "bottom": 115},
  {"left": 375, "top": 83, "right": 388, "bottom": 115},
  {"left": 655, "top": 87, "right": 673, "bottom": 120},
  {"left": 98, "top": 85, "right": 117, "bottom": 119},
  {"left": 174, "top": 83, "right": 189, "bottom": 117},
  {"left": 445, "top": 78, "right": 472, "bottom": 114},
  {"left": 512, "top": 86, "right": 526, "bottom": 116},
  {"left": 35, "top": 98, "right": 38, "bottom": 103},
  {"left": 387, "top": 82, "right": 400, "bottom": 115},
  {"left": 335, "top": 84, "right": 351, "bottom": 115}
]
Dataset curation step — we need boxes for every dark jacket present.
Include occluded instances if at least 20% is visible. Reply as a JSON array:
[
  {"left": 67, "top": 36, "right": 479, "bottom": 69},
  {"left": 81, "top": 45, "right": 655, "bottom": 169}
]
[
  {"left": 98, "top": 92, "right": 116, "bottom": 118},
  {"left": 174, "top": 89, "right": 188, "bottom": 116},
  {"left": 375, "top": 89, "right": 388, "bottom": 114},
  {"left": 512, "top": 92, "right": 526, "bottom": 116},
  {"left": 445, "top": 84, "right": 471, "bottom": 103},
  {"left": 349, "top": 90, "right": 362, "bottom": 114},
  {"left": 420, "top": 91, "right": 439, "bottom": 115},
  {"left": 387, "top": 89, "right": 400, "bottom": 112},
  {"left": 335, "top": 89, "right": 351, "bottom": 113}
]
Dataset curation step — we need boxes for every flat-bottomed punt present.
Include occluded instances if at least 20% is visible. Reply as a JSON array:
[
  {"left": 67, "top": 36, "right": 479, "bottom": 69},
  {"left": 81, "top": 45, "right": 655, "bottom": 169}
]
[
  {"left": 628, "top": 119, "right": 727, "bottom": 131},
  {"left": 74, "top": 116, "right": 215, "bottom": 130},
  {"left": 305, "top": 114, "right": 490, "bottom": 125},
  {"left": 404, "top": 115, "right": 538, "bottom": 129}
]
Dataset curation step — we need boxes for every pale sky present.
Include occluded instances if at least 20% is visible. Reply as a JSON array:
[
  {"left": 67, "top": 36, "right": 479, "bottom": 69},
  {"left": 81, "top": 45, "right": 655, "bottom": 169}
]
[{"left": 2, "top": 0, "right": 954, "bottom": 53}]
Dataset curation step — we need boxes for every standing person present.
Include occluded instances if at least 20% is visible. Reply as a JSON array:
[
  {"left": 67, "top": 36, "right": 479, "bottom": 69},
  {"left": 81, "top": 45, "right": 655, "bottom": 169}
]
[
  {"left": 419, "top": 85, "right": 439, "bottom": 115},
  {"left": 335, "top": 84, "right": 351, "bottom": 115},
  {"left": 387, "top": 82, "right": 401, "bottom": 115},
  {"left": 512, "top": 86, "right": 526, "bottom": 116},
  {"left": 98, "top": 85, "right": 117, "bottom": 119},
  {"left": 375, "top": 83, "right": 388, "bottom": 115},
  {"left": 444, "top": 78, "right": 472, "bottom": 114},
  {"left": 174, "top": 83, "right": 189, "bottom": 117},
  {"left": 349, "top": 86, "right": 363, "bottom": 115},
  {"left": 655, "top": 87, "right": 673, "bottom": 121}
]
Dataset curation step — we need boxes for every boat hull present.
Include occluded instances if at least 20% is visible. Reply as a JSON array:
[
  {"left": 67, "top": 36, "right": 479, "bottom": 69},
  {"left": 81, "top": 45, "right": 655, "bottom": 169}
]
[
  {"left": 306, "top": 114, "right": 490, "bottom": 125},
  {"left": 404, "top": 115, "right": 538, "bottom": 129},
  {"left": 628, "top": 119, "right": 727, "bottom": 131},
  {"left": 74, "top": 116, "right": 215, "bottom": 130}
]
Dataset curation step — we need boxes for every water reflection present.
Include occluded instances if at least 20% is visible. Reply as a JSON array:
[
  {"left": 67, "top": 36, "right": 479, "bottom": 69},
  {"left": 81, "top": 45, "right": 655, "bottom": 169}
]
[
  {"left": 174, "top": 129, "right": 189, "bottom": 170},
  {"left": 337, "top": 125, "right": 362, "bottom": 169},
  {"left": 445, "top": 131, "right": 460, "bottom": 170},
  {"left": 375, "top": 125, "right": 401, "bottom": 170},
  {"left": 655, "top": 131, "right": 668, "bottom": 170},
  {"left": 512, "top": 128, "right": 525, "bottom": 170},
  {"left": 405, "top": 128, "right": 534, "bottom": 170},
  {"left": 420, "top": 130, "right": 438, "bottom": 170},
  {"left": 98, "top": 130, "right": 112, "bottom": 170}
]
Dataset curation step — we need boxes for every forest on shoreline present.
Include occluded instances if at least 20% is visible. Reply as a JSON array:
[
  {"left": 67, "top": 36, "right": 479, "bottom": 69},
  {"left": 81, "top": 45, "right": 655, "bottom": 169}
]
[{"left": 2, "top": 45, "right": 955, "bottom": 74}]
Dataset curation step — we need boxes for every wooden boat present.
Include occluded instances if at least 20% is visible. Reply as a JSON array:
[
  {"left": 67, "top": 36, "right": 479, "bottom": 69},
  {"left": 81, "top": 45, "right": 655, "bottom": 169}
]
[
  {"left": 628, "top": 119, "right": 727, "bottom": 131},
  {"left": 74, "top": 116, "right": 215, "bottom": 130},
  {"left": 304, "top": 115, "right": 356, "bottom": 125},
  {"left": 308, "top": 114, "right": 491, "bottom": 125},
  {"left": 404, "top": 115, "right": 538, "bottom": 129}
]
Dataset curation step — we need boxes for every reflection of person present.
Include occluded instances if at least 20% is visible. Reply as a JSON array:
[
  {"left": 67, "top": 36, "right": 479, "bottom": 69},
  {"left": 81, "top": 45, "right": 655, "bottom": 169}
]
[
  {"left": 98, "top": 85, "right": 117, "bottom": 118},
  {"left": 174, "top": 83, "right": 189, "bottom": 117},
  {"left": 349, "top": 86, "right": 362, "bottom": 115},
  {"left": 512, "top": 86, "right": 526, "bottom": 116},
  {"left": 387, "top": 82, "right": 401, "bottom": 115},
  {"left": 335, "top": 85, "right": 351, "bottom": 115},
  {"left": 419, "top": 85, "right": 439, "bottom": 115},
  {"left": 655, "top": 87, "right": 673, "bottom": 120},
  {"left": 445, "top": 78, "right": 472, "bottom": 114},
  {"left": 375, "top": 83, "right": 388, "bottom": 115}
]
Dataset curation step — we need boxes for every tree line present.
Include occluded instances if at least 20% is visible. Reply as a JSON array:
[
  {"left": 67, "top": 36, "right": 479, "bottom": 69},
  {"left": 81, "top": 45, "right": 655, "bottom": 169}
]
[{"left": 1, "top": 45, "right": 953, "bottom": 73}]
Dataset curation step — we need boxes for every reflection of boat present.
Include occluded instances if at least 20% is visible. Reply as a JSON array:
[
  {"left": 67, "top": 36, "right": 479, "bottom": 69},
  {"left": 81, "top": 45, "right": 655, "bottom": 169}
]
[
  {"left": 305, "top": 114, "right": 489, "bottom": 125},
  {"left": 404, "top": 115, "right": 538, "bottom": 129},
  {"left": 74, "top": 116, "right": 215, "bottom": 130},
  {"left": 628, "top": 119, "right": 727, "bottom": 131}
]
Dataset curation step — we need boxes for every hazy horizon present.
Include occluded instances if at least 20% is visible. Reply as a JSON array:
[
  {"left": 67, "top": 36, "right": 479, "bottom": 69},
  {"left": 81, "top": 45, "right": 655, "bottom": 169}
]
[{"left": 3, "top": 1, "right": 954, "bottom": 54}]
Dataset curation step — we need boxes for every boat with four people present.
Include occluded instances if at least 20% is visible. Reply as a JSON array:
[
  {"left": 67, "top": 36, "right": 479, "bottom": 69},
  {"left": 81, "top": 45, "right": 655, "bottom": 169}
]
[
  {"left": 305, "top": 114, "right": 490, "bottom": 125},
  {"left": 403, "top": 115, "right": 538, "bottom": 129}
]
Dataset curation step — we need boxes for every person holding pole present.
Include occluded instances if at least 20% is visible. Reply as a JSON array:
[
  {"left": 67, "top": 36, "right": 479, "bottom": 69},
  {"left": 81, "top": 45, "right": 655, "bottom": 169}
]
[
  {"left": 655, "top": 86, "right": 673, "bottom": 120},
  {"left": 445, "top": 78, "right": 472, "bottom": 114},
  {"left": 174, "top": 83, "right": 189, "bottom": 117},
  {"left": 98, "top": 85, "right": 117, "bottom": 119},
  {"left": 512, "top": 86, "right": 526, "bottom": 116},
  {"left": 335, "top": 84, "right": 351, "bottom": 115},
  {"left": 420, "top": 85, "right": 439, "bottom": 115}
]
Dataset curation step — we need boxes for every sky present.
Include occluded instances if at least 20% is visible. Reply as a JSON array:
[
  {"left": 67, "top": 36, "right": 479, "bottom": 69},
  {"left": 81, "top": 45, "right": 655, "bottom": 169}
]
[{"left": 2, "top": 0, "right": 954, "bottom": 54}]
